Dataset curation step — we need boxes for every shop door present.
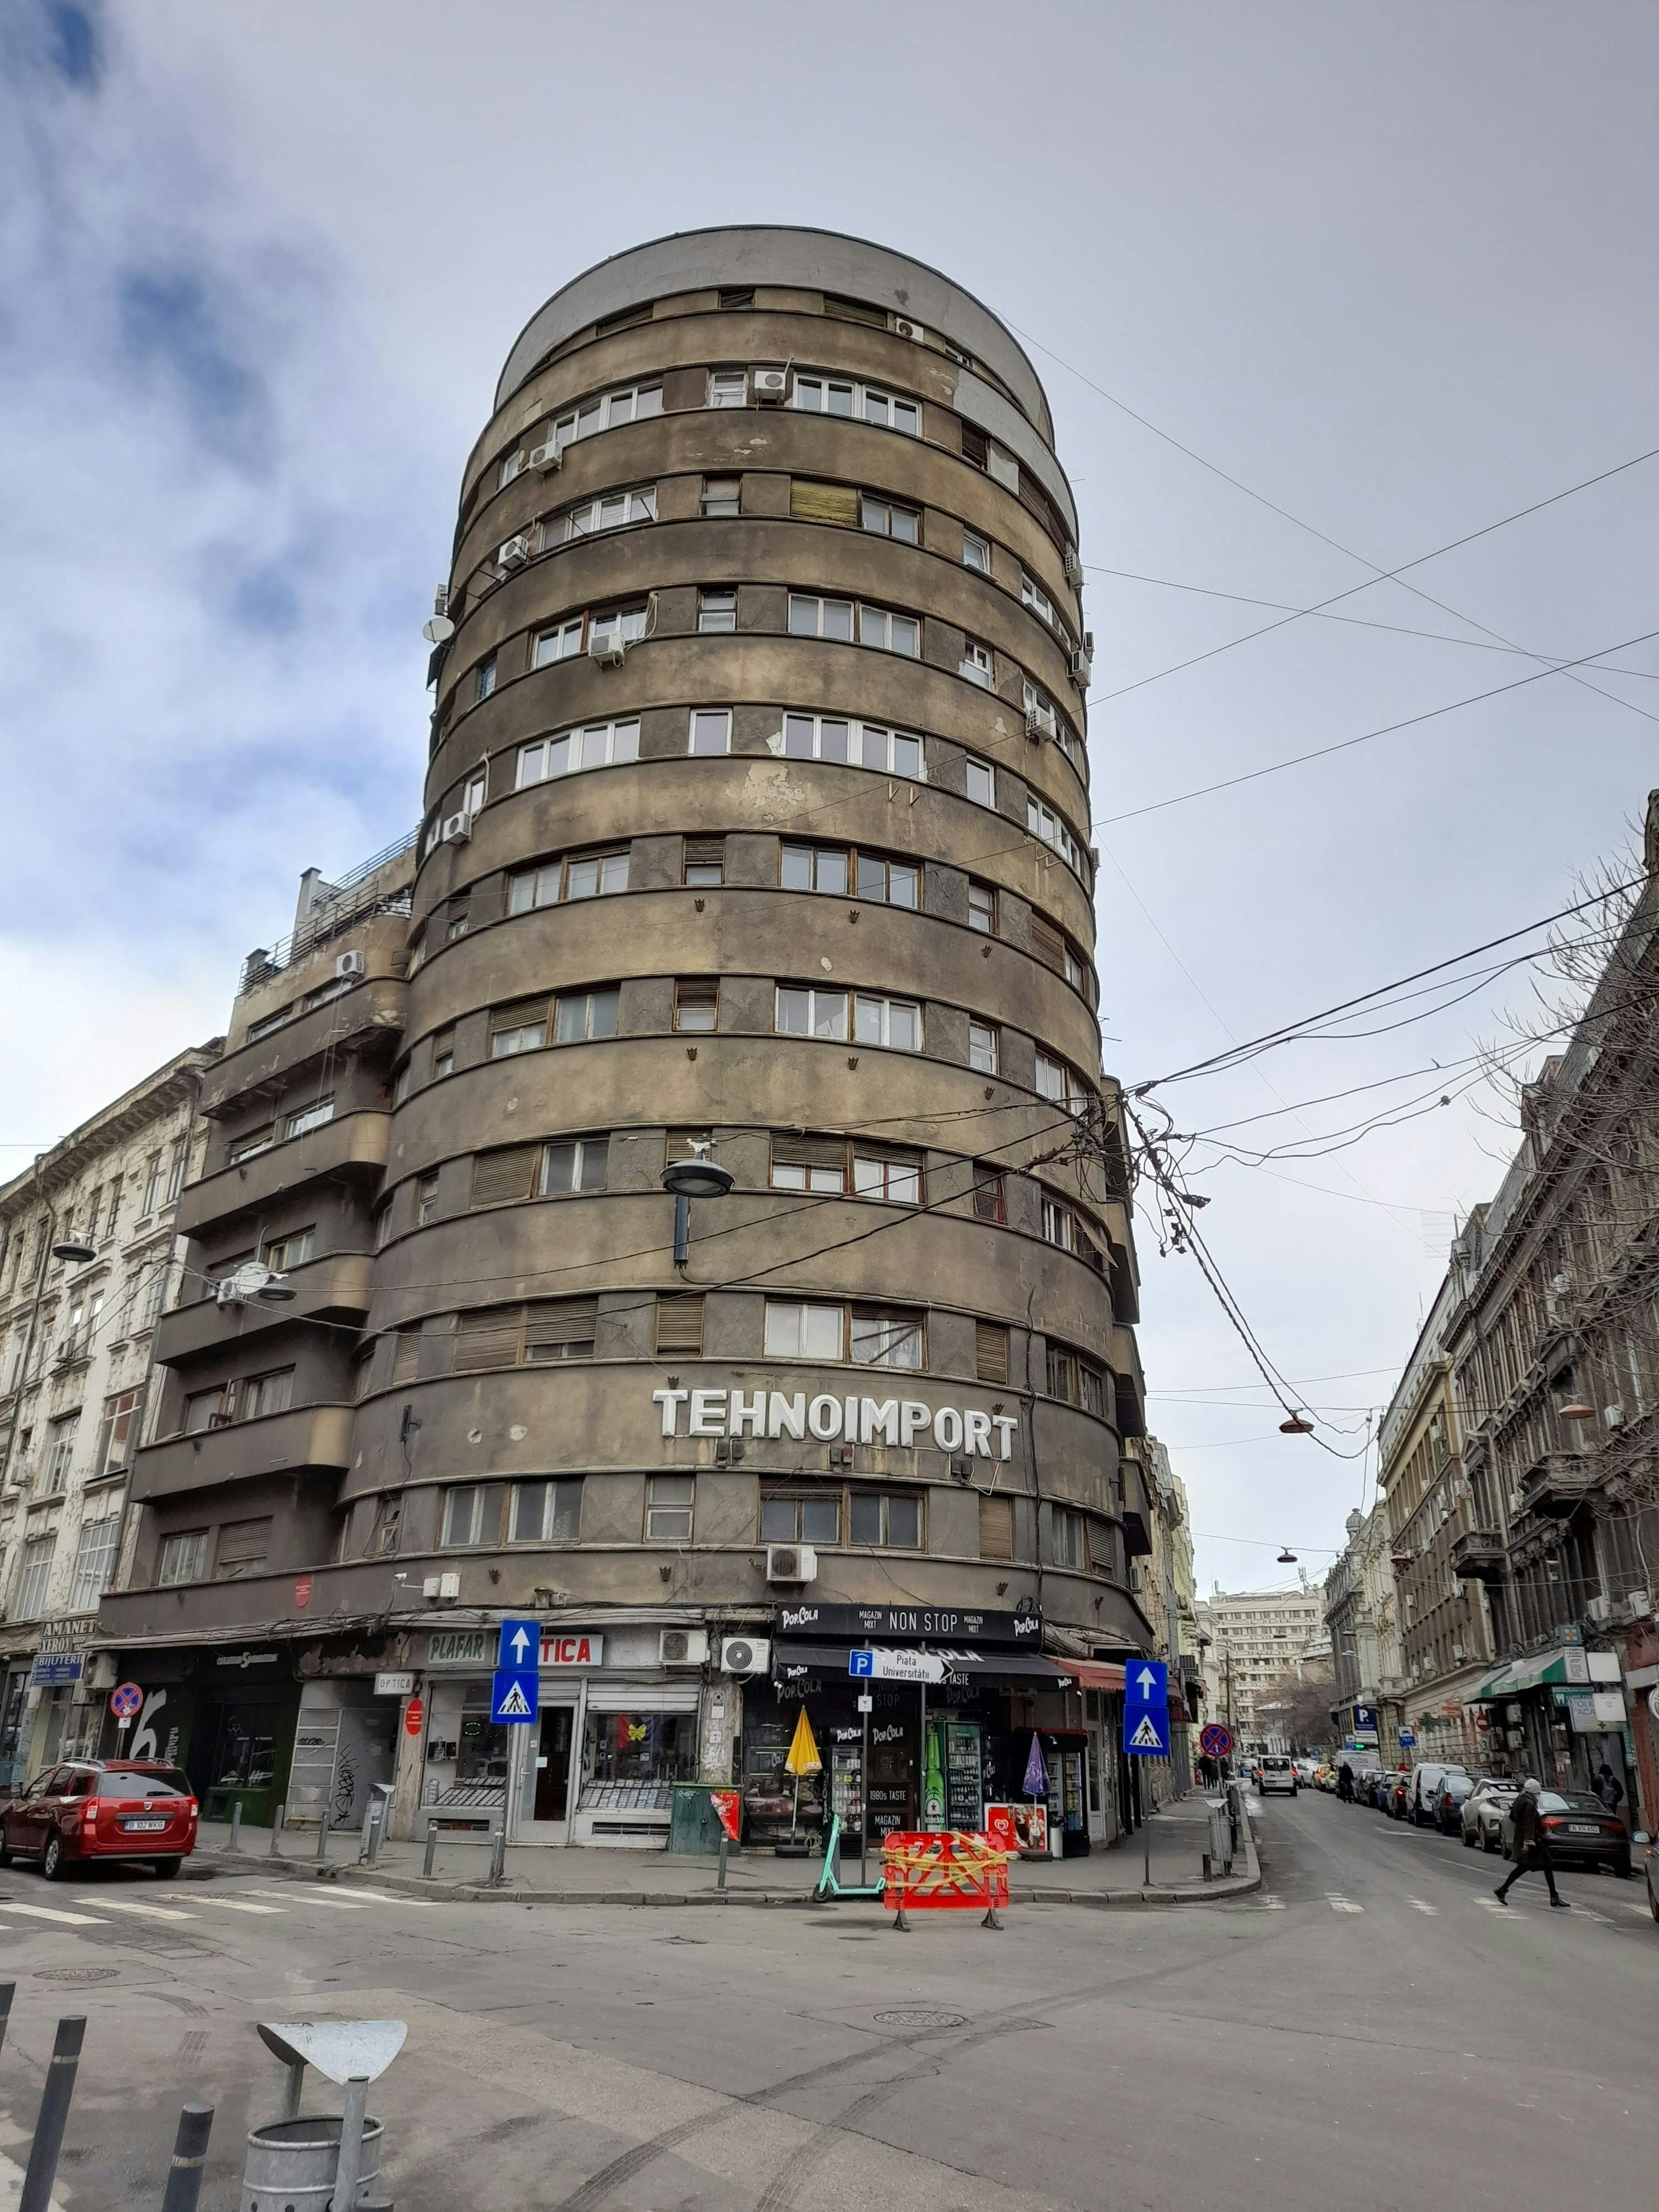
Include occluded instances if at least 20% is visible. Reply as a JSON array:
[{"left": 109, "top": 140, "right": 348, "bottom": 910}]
[{"left": 532, "top": 1707, "right": 574, "bottom": 1828}]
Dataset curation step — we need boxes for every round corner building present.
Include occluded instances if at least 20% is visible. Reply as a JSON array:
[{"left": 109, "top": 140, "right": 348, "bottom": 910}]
[{"left": 365, "top": 227, "right": 1155, "bottom": 1852}]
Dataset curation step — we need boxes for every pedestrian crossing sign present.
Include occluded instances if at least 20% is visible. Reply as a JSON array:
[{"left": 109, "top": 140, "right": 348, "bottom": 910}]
[
  {"left": 490, "top": 1668, "right": 539, "bottom": 1724},
  {"left": 1125, "top": 1708, "right": 1170, "bottom": 1756}
]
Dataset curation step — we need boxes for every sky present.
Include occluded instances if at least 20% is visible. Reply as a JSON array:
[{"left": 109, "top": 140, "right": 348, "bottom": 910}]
[{"left": 2, "top": 0, "right": 1656, "bottom": 1597}]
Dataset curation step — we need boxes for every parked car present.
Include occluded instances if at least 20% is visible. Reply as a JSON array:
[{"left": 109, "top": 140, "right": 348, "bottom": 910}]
[
  {"left": 1433, "top": 1771, "right": 1477, "bottom": 1834},
  {"left": 1461, "top": 1778, "right": 1519, "bottom": 1852},
  {"left": 1644, "top": 1841, "right": 1659, "bottom": 1923},
  {"left": 1258, "top": 1755, "right": 1299, "bottom": 1796},
  {"left": 0, "top": 1761, "right": 198, "bottom": 1881},
  {"left": 1386, "top": 1771, "right": 1412, "bottom": 1818},
  {"left": 1499, "top": 1790, "right": 1630, "bottom": 1876},
  {"left": 1313, "top": 1765, "right": 1335, "bottom": 1792},
  {"left": 1406, "top": 1761, "right": 1469, "bottom": 1826}
]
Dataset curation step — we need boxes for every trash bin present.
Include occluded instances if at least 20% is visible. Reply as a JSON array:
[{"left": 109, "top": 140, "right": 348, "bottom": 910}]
[
  {"left": 668, "top": 1784, "right": 725, "bottom": 1854},
  {"left": 242, "top": 2113, "right": 384, "bottom": 2209}
]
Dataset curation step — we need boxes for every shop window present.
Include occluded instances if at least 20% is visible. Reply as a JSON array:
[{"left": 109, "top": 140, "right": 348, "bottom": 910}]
[
  {"left": 442, "top": 1483, "right": 506, "bottom": 1547},
  {"left": 849, "top": 1491, "right": 922, "bottom": 1549},
  {"left": 979, "top": 1493, "right": 1015, "bottom": 1562},
  {"left": 761, "top": 1493, "right": 840, "bottom": 1545},
  {"left": 510, "top": 1478, "right": 583, "bottom": 1543},
  {"left": 645, "top": 1474, "right": 694, "bottom": 1541},
  {"left": 976, "top": 1321, "right": 1010, "bottom": 1385},
  {"left": 655, "top": 1295, "right": 706, "bottom": 1356},
  {"left": 580, "top": 1709, "right": 697, "bottom": 1802}
]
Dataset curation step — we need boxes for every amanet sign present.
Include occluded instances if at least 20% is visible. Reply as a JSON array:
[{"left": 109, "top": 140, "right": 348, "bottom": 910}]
[{"left": 651, "top": 1387, "right": 1018, "bottom": 1459}]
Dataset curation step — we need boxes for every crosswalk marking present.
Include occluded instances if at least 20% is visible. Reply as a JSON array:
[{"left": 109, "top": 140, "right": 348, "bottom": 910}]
[
  {"left": 1621, "top": 1902, "right": 1653, "bottom": 1920},
  {"left": 184, "top": 1896, "right": 283, "bottom": 1915},
  {"left": 75, "top": 1898, "right": 197, "bottom": 1921},
  {"left": 1406, "top": 1899, "right": 1439, "bottom": 1916},
  {"left": 1478, "top": 1898, "right": 1521, "bottom": 1915},
  {"left": 1326, "top": 1894, "right": 1365, "bottom": 1913},
  {"left": 0, "top": 1901, "right": 105, "bottom": 1925},
  {"left": 326, "top": 1888, "right": 436, "bottom": 1908}
]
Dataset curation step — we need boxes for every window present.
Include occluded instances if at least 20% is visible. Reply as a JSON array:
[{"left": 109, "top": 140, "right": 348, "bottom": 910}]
[
  {"left": 229, "top": 1125, "right": 275, "bottom": 1165},
  {"left": 960, "top": 640, "right": 995, "bottom": 689},
  {"left": 718, "top": 286, "right": 754, "bottom": 310},
  {"left": 1035, "top": 1055, "right": 1087, "bottom": 1117},
  {"left": 856, "top": 854, "right": 919, "bottom": 908},
  {"left": 215, "top": 1517, "right": 272, "bottom": 1580},
  {"left": 242, "top": 1368, "right": 295, "bottom": 1419},
  {"left": 979, "top": 1493, "right": 1015, "bottom": 1562},
  {"left": 156, "top": 1531, "right": 207, "bottom": 1589},
  {"left": 702, "top": 476, "right": 741, "bottom": 517},
  {"left": 707, "top": 369, "right": 747, "bottom": 408},
  {"left": 851, "top": 1146, "right": 923, "bottom": 1203},
  {"left": 442, "top": 1483, "right": 506, "bottom": 1548},
  {"left": 823, "top": 292, "right": 886, "bottom": 327},
  {"left": 1022, "top": 680, "right": 1058, "bottom": 739},
  {"left": 780, "top": 842, "right": 848, "bottom": 896},
  {"left": 45, "top": 1414, "right": 77, "bottom": 1492},
  {"left": 104, "top": 1178, "right": 121, "bottom": 1238},
  {"left": 762, "top": 1493, "right": 840, "bottom": 1545},
  {"left": 453, "top": 1298, "right": 597, "bottom": 1371},
  {"left": 780, "top": 713, "right": 923, "bottom": 779},
  {"left": 770, "top": 1134, "right": 847, "bottom": 1194},
  {"left": 391, "top": 1325, "right": 421, "bottom": 1384},
  {"left": 961, "top": 421, "right": 988, "bottom": 470},
  {"left": 968, "top": 882, "right": 997, "bottom": 935},
  {"left": 646, "top": 1474, "right": 694, "bottom": 1541},
  {"left": 683, "top": 836, "right": 725, "bottom": 886},
  {"left": 432, "top": 1028, "right": 455, "bottom": 1079},
  {"left": 555, "top": 486, "right": 657, "bottom": 541},
  {"left": 655, "top": 1294, "right": 706, "bottom": 1355},
  {"left": 853, "top": 995, "right": 922, "bottom": 1051},
  {"left": 764, "top": 1301, "right": 844, "bottom": 1360},
  {"left": 849, "top": 1491, "right": 922, "bottom": 1548},
  {"left": 775, "top": 986, "right": 848, "bottom": 1042},
  {"left": 543, "top": 381, "right": 662, "bottom": 451},
  {"left": 541, "top": 1138, "right": 607, "bottom": 1195},
  {"left": 1042, "top": 1197, "right": 1105, "bottom": 1273},
  {"left": 167, "top": 1141, "right": 187, "bottom": 1199},
  {"left": 283, "top": 1097, "right": 334, "bottom": 1141},
  {"left": 490, "top": 1000, "right": 548, "bottom": 1057},
  {"left": 475, "top": 656, "right": 498, "bottom": 703},
  {"left": 508, "top": 863, "right": 559, "bottom": 913},
  {"left": 68, "top": 1494, "right": 123, "bottom": 1609},
  {"left": 674, "top": 979, "right": 719, "bottom": 1033},
  {"left": 857, "top": 603, "right": 920, "bottom": 656},
  {"left": 554, "top": 987, "right": 620, "bottom": 1043},
  {"left": 566, "top": 850, "right": 630, "bottom": 900},
  {"left": 861, "top": 496, "right": 919, "bottom": 544},
  {"left": 1021, "top": 572, "right": 1059, "bottom": 628},
  {"left": 511, "top": 1478, "right": 583, "bottom": 1542},
  {"left": 965, "top": 756, "right": 996, "bottom": 807},
  {"left": 589, "top": 604, "right": 649, "bottom": 656},
  {"left": 971, "top": 1166, "right": 1007, "bottom": 1222},
  {"left": 264, "top": 1227, "right": 314, "bottom": 1272},
  {"left": 852, "top": 1307, "right": 924, "bottom": 1369},
  {"left": 976, "top": 1320, "right": 1010, "bottom": 1385},
  {"left": 962, "top": 529, "right": 991, "bottom": 574},
  {"left": 1050, "top": 1507, "right": 1087, "bottom": 1571},
  {"left": 140, "top": 1153, "right": 164, "bottom": 1215},
  {"left": 794, "top": 376, "right": 920, "bottom": 435},
  {"left": 697, "top": 588, "right": 736, "bottom": 634},
  {"left": 688, "top": 709, "right": 731, "bottom": 756},
  {"left": 791, "top": 480, "right": 858, "bottom": 525},
  {"left": 1028, "top": 795, "right": 1084, "bottom": 874},
  {"left": 415, "top": 1174, "right": 439, "bottom": 1227},
  {"left": 497, "top": 448, "right": 523, "bottom": 489},
  {"left": 533, "top": 617, "right": 583, "bottom": 666},
  {"left": 95, "top": 1386, "right": 144, "bottom": 1474},
  {"left": 516, "top": 719, "right": 640, "bottom": 787},
  {"left": 788, "top": 592, "right": 853, "bottom": 642}
]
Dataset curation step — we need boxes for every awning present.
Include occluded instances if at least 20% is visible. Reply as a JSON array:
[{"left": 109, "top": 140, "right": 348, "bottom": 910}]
[
  {"left": 773, "top": 1641, "right": 1076, "bottom": 1687},
  {"left": 1469, "top": 1652, "right": 1585, "bottom": 1700},
  {"left": 1067, "top": 1660, "right": 1126, "bottom": 1692}
]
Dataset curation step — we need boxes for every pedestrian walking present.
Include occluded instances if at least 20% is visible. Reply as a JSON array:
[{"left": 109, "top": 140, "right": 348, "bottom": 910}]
[
  {"left": 1594, "top": 1760, "right": 1625, "bottom": 1813},
  {"left": 1337, "top": 1760, "right": 1355, "bottom": 1803},
  {"left": 1494, "top": 1778, "right": 1568, "bottom": 1907}
]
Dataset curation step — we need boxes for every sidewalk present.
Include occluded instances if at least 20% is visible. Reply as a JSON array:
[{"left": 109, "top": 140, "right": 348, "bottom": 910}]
[{"left": 189, "top": 1792, "right": 1259, "bottom": 1909}]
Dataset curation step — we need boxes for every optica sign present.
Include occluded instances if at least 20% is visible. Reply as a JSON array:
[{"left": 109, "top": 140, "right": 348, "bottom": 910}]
[{"left": 538, "top": 1634, "right": 604, "bottom": 1668}]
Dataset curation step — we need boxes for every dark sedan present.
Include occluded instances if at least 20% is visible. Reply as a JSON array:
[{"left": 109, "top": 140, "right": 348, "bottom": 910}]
[
  {"left": 1500, "top": 1790, "right": 1630, "bottom": 1876},
  {"left": 1433, "top": 1771, "right": 1477, "bottom": 1834}
]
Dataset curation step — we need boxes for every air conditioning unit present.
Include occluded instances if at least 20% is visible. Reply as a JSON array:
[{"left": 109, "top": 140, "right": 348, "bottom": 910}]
[
  {"left": 423, "top": 1572, "right": 461, "bottom": 1601},
  {"left": 1451, "top": 1642, "right": 1465, "bottom": 1662},
  {"left": 1024, "top": 712, "right": 1052, "bottom": 743},
  {"left": 52, "top": 1341, "right": 76, "bottom": 1365},
  {"left": 588, "top": 636, "right": 627, "bottom": 668},
  {"left": 1063, "top": 546, "right": 1082, "bottom": 582},
  {"left": 1507, "top": 1490, "right": 1524, "bottom": 1514},
  {"left": 891, "top": 317, "right": 926, "bottom": 344},
  {"left": 527, "top": 439, "right": 563, "bottom": 472},
  {"left": 752, "top": 366, "right": 790, "bottom": 404},
  {"left": 1128, "top": 1563, "right": 1142, "bottom": 1592},
  {"left": 765, "top": 1544, "right": 817, "bottom": 1586},
  {"left": 721, "top": 1635, "right": 770, "bottom": 1676},
  {"left": 660, "top": 1628, "right": 710, "bottom": 1667},
  {"left": 1585, "top": 1594, "right": 1615, "bottom": 1627},
  {"left": 498, "top": 534, "right": 532, "bottom": 571},
  {"left": 1069, "top": 639, "right": 1094, "bottom": 683},
  {"left": 440, "top": 812, "right": 473, "bottom": 845},
  {"left": 334, "top": 949, "right": 365, "bottom": 980},
  {"left": 1625, "top": 1589, "right": 1652, "bottom": 1621}
]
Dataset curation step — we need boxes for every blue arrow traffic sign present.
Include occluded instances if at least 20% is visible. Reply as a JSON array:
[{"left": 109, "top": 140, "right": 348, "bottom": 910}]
[
  {"left": 1125, "top": 1659, "right": 1167, "bottom": 1708},
  {"left": 498, "top": 1618, "right": 540, "bottom": 1672},
  {"left": 490, "top": 1669, "right": 539, "bottom": 1725},
  {"left": 848, "top": 1650, "right": 875, "bottom": 1677}
]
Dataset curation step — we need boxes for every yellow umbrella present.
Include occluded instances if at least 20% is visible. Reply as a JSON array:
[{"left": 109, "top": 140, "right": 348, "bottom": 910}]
[{"left": 783, "top": 1707, "right": 821, "bottom": 1846}]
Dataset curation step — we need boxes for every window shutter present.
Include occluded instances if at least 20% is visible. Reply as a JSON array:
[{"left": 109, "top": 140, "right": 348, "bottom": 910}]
[
  {"left": 822, "top": 293, "right": 886, "bottom": 327},
  {"left": 976, "top": 1321, "right": 1010, "bottom": 1386},
  {"left": 683, "top": 836, "right": 725, "bottom": 874},
  {"left": 979, "top": 1494, "right": 1014, "bottom": 1563},
  {"left": 391, "top": 1327, "right": 422, "bottom": 1385},
  {"left": 772, "top": 1132, "right": 848, "bottom": 1174},
  {"left": 790, "top": 480, "right": 860, "bottom": 526},
  {"left": 454, "top": 1306, "right": 525, "bottom": 1373},
  {"left": 524, "top": 1298, "right": 598, "bottom": 1359},
  {"left": 1029, "top": 913, "right": 1067, "bottom": 975},
  {"left": 655, "top": 1294, "right": 706, "bottom": 1354},
  {"left": 470, "top": 1146, "right": 541, "bottom": 1208},
  {"left": 216, "top": 1518, "right": 273, "bottom": 1573},
  {"left": 960, "top": 422, "right": 988, "bottom": 470},
  {"left": 489, "top": 997, "right": 548, "bottom": 1040}
]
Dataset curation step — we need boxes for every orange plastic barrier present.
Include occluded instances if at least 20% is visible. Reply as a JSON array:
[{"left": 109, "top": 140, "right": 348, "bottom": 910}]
[{"left": 880, "top": 1829, "right": 1015, "bottom": 1914}]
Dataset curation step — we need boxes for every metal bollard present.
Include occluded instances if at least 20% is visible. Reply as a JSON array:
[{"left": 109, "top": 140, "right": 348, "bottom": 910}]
[
  {"left": 717, "top": 1834, "right": 728, "bottom": 1891},
  {"left": 422, "top": 1825, "right": 439, "bottom": 1881},
  {"left": 488, "top": 1825, "right": 507, "bottom": 1887},
  {"left": 270, "top": 1803, "right": 286, "bottom": 1857},
  {"left": 19, "top": 2014, "right": 86, "bottom": 2212},
  {"left": 0, "top": 1980, "right": 13, "bottom": 2062},
  {"left": 330, "top": 2078, "right": 370, "bottom": 2212},
  {"left": 316, "top": 1809, "right": 331, "bottom": 1864},
  {"left": 227, "top": 1802, "right": 243, "bottom": 1853},
  {"left": 159, "top": 2103, "right": 214, "bottom": 2212},
  {"left": 365, "top": 1805, "right": 384, "bottom": 1868}
]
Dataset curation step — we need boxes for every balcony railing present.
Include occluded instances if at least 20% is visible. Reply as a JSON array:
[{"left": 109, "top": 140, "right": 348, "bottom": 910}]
[
  {"left": 1449, "top": 1528, "right": 1506, "bottom": 1582},
  {"left": 1518, "top": 1451, "right": 1600, "bottom": 1519},
  {"left": 239, "top": 830, "right": 416, "bottom": 992}
]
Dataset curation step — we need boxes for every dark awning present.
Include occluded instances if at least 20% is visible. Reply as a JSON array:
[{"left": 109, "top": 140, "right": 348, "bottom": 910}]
[{"left": 773, "top": 1640, "right": 1076, "bottom": 1686}]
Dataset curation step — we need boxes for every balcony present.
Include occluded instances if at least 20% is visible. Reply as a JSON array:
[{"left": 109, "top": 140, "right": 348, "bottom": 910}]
[
  {"left": 1518, "top": 1451, "right": 1600, "bottom": 1519},
  {"left": 178, "top": 1112, "right": 390, "bottom": 1234},
  {"left": 153, "top": 1255, "right": 373, "bottom": 1365},
  {"left": 202, "top": 979, "right": 407, "bottom": 1119},
  {"left": 1450, "top": 1528, "right": 1506, "bottom": 1583},
  {"left": 1532, "top": 1319, "right": 1579, "bottom": 1385},
  {"left": 130, "top": 1403, "right": 353, "bottom": 1501}
]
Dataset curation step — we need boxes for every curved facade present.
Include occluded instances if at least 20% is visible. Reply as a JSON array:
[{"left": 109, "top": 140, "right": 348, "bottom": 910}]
[{"left": 107, "top": 230, "right": 1154, "bottom": 1852}]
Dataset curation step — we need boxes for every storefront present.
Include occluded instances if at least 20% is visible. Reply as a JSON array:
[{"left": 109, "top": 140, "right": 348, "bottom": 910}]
[
  {"left": 100, "top": 1644, "right": 302, "bottom": 1827},
  {"left": 1468, "top": 1645, "right": 1632, "bottom": 1802}
]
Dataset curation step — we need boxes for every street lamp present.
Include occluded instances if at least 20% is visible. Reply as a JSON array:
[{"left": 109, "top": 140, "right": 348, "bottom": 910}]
[
  {"left": 660, "top": 1146, "right": 734, "bottom": 1269},
  {"left": 51, "top": 1238, "right": 96, "bottom": 1265}
]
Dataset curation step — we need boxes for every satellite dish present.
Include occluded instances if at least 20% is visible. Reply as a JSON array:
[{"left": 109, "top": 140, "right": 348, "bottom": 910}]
[{"left": 421, "top": 615, "right": 455, "bottom": 645}]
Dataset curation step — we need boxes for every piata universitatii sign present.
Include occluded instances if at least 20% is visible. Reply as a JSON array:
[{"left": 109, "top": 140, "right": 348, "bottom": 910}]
[{"left": 652, "top": 1387, "right": 1018, "bottom": 1457}]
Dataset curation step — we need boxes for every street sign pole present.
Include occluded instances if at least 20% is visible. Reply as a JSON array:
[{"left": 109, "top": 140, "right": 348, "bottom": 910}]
[{"left": 859, "top": 1695, "right": 871, "bottom": 1888}]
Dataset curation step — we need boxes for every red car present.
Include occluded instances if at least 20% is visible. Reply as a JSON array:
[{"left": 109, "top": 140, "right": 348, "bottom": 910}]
[{"left": 0, "top": 1761, "right": 198, "bottom": 1881}]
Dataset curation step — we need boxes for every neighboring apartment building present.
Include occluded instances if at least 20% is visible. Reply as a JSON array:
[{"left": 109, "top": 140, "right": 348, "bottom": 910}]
[
  {"left": 96, "top": 229, "right": 1157, "bottom": 1857},
  {"left": 1325, "top": 1500, "right": 1405, "bottom": 1755},
  {"left": 0, "top": 1046, "right": 217, "bottom": 1788},
  {"left": 1138, "top": 1436, "right": 1201, "bottom": 1794},
  {"left": 1195, "top": 1584, "right": 1327, "bottom": 1746}
]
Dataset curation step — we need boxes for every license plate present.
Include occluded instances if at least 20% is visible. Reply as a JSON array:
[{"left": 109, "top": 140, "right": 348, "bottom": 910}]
[
  {"left": 121, "top": 1818, "right": 167, "bottom": 1832},
  {"left": 1566, "top": 1823, "right": 1600, "bottom": 1834}
]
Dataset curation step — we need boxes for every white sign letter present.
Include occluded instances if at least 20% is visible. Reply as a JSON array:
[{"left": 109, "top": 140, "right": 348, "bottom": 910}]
[
  {"left": 768, "top": 1392, "right": 807, "bottom": 1440},
  {"left": 652, "top": 1389, "right": 690, "bottom": 1437},
  {"left": 991, "top": 1414, "right": 1018, "bottom": 1460},
  {"left": 861, "top": 1398, "right": 899, "bottom": 1445},
  {"left": 932, "top": 1406, "right": 965, "bottom": 1452},
  {"left": 730, "top": 1390, "right": 766, "bottom": 1436},
  {"left": 899, "top": 1401, "right": 931, "bottom": 1446},
  {"left": 962, "top": 1409, "right": 992, "bottom": 1458},
  {"left": 689, "top": 1389, "right": 727, "bottom": 1436}
]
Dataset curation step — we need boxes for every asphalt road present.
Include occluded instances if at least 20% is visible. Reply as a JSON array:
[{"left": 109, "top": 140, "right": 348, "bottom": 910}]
[{"left": 0, "top": 1792, "right": 1652, "bottom": 2210}]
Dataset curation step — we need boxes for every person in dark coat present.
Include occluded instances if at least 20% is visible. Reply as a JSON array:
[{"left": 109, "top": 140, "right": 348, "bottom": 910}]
[
  {"left": 1495, "top": 1777, "right": 1567, "bottom": 1907},
  {"left": 1337, "top": 1760, "right": 1355, "bottom": 1802},
  {"left": 1595, "top": 1761, "right": 1625, "bottom": 1813}
]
